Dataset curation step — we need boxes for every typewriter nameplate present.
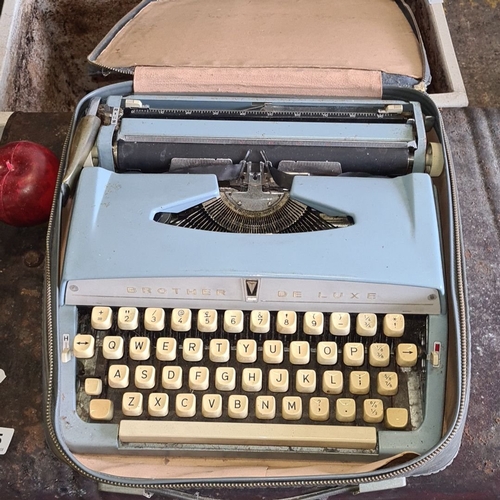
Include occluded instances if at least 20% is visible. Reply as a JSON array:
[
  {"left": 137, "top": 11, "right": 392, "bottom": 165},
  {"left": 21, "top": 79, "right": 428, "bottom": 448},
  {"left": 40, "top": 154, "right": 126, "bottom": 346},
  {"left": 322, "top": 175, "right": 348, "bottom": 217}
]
[{"left": 65, "top": 277, "right": 440, "bottom": 314}]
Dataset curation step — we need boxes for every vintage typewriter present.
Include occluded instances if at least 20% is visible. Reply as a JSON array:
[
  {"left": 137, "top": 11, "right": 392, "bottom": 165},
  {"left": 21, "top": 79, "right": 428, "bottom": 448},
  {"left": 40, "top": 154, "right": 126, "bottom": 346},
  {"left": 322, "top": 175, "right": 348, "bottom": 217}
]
[{"left": 53, "top": 91, "right": 449, "bottom": 461}]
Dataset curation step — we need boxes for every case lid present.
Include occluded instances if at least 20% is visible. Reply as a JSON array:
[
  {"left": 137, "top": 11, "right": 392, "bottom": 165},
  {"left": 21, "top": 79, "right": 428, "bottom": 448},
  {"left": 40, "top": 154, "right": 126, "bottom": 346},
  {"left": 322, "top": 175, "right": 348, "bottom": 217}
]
[{"left": 89, "top": 0, "right": 465, "bottom": 105}]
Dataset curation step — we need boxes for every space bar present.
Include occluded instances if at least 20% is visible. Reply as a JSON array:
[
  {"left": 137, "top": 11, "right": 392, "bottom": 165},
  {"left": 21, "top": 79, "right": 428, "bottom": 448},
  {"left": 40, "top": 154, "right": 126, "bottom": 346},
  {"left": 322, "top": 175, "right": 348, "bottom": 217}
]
[{"left": 119, "top": 421, "right": 377, "bottom": 450}]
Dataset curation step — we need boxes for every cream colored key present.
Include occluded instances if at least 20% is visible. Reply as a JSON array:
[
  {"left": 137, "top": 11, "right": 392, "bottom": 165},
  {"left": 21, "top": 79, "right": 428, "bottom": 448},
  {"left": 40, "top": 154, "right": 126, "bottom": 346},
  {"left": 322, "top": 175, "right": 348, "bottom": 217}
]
[
  {"left": 228, "top": 395, "right": 249, "bottom": 419},
  {"left": 276, "top": 311, "right": 297, "bottom": 334},
  {"left": 309, "top": 397, "right": 330, "bottom": 421},
  {"left": 73, "top": 334, "right": 95, "bottom": 358},
  {"left": 236, "top": 339, "right": 257, "bottom": 363},
  {"left": 135, "top": 365, "right": 156, "bottom": 389},
  {"left": 290, "top": 341, "right": 310, "bottom": 365},
  {"left": 117, "top": 307, "right": 139, "bottom": 330},
  {"left": 209, "top": 339, "right": 230, "bottom": 362},
  {"left": 176, "top": 393, "right": 196, "bottom": 417},
  {"left": 91, "top": 306, "right": 113, "bottom": 330},
  {"left": 268, "top": 369, "right": 289, "bottom": 392},
  {"left": 256, "top": 396, "right": 276, "bottom": 420},
  {"left": 363, "top": 399, "right": 384, "bottom": 423},
  {"left": 156, "top": 337, "right": 177, "bottom": 361},
  {"left": 385, "top": 408, "right": 409, "bottom": 429},
  {"left": 303, "top": 312, "right": 324, "bottom": 335},
  {"left": 223, "top": 310, "right": 244, "bottom": 333},
  {"left": 263, "top": 340, "right": 283, "bottom": 364},
  {"left": 383, "top": 313, "right": 405, "bottom": 337},
  {"left": 108, "top": 364, "right": 129, "bottom": 389},
  {"left": 189, "top": 367, "right": 210, "bottom": 390},
  {"left": 129, "top": 337, "right": 150, "bottom": 360},
  {"left": 349, "top": 371, "right": 370, "bottom": 395},
  {"left": 250, "top": 310, "right": 270, "bottom": 333},
  {"left": 377, "top": 372, "right": 399, "bottom": 396},
  {"left": 202, "top": 394, "right": 222, "bottom": 418},
  {"left": 122, "top": 392, "right": 143, "bottom": 417},
  {"left": 329, "top": 312, "right": 350, "bottom": 336},
  {"left": 296, "top": 370, "right": 316, "bottom": 393},
  {"left": 322, "top": 370, "right": 343, "bottom": 395},
  {"left": 182, "top": 338, "right": 203, "bottom": 362},
  {"left": 369, "top": 343, "right": 390, "bottom": 367},
  {"left": 356, "top": 313, "right": 377, "bottom": 336},
  {"left": 197, "top": 309, "right": 218, "bottom": 333},
  {"left": 102, "top": 336, "right": 124, "bottom": 360},
  {"left": 119, "top": 420, "right": 377, "bottom": 449},
  {"left": 396, "top": 343, "right": 418, "bottom": 367},
  {"left": 242, "top": 368, "right": 262, "bottom": 392},
  {"left": 148, "top": 393, "right": 168, "bottom": 417},
  {"left": 317, "top": 341, "right": 338, "bottom": 365},
  {"left": 89, "top": 399, "right": 113, "bottom": 421},
  {"left": 161, "top": 366, "right": 183, "bottom": 390},
  {"left": 171, "top": 308, "right": 192, "bottom": 332},
  {"left": 282, "top": 397, "right": 302, "bottom": 420},
  {"left": 343, "top": 342, "right": 364, "bottom": 366},
  {"left": 336, "top": 398, "right": 356, "bottom": 422},
  {"left": 85, "top": 378, "right": 102, "bottom": 396},
  {"left": 144, "top": 308, "right": 165, "bottom": 331},
  {"left": 215, "top": 367, "right": 236, "bottom": 391}
]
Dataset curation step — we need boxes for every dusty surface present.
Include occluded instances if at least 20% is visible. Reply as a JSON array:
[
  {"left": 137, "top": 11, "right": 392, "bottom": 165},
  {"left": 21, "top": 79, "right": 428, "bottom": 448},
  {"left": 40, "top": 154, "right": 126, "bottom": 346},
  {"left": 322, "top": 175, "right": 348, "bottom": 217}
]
[{"left": 5, "top": 0, "right": 137, "bottom": 112}]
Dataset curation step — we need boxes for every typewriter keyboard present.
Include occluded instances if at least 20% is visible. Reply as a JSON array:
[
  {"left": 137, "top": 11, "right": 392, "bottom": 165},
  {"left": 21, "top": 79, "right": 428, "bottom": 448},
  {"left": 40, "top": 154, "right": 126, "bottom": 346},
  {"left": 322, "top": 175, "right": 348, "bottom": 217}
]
[{"left": 74, "top": 307, "right": 426, "bottom": 450}]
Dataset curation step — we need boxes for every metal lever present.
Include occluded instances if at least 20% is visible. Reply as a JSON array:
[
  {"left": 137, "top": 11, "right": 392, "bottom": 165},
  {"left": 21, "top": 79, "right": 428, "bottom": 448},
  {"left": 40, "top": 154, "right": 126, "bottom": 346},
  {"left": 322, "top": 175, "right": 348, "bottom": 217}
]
[{"left": 62, "top": 97, "right": 101, "bottom": 203}]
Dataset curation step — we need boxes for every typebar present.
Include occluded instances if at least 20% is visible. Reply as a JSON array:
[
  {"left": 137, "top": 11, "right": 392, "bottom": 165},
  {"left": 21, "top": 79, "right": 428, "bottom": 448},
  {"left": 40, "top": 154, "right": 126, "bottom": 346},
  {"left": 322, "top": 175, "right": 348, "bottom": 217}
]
[{"left": 119, "top": 420, "right": 377, "bottom": 450}]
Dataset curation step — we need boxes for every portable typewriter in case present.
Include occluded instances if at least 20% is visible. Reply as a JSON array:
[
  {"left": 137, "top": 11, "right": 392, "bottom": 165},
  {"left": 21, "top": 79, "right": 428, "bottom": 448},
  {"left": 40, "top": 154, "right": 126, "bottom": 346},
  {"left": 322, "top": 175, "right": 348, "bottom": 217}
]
[{"left": 44, "top": 0, "right": 469, "bottom": 493}]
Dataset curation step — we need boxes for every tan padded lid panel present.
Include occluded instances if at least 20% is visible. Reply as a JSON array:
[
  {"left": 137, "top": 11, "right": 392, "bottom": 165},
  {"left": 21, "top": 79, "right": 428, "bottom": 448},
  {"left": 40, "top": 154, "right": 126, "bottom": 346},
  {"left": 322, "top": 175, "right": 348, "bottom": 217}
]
[{"left": 95, "top": 0, "right": 423, "bottom": 79}]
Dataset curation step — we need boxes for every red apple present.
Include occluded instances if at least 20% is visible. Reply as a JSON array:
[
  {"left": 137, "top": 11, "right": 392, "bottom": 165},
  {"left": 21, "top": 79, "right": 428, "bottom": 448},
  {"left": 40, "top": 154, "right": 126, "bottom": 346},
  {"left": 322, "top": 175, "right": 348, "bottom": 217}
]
[{"left": 0, "top": 141, "right": 59, "bottom": 226}]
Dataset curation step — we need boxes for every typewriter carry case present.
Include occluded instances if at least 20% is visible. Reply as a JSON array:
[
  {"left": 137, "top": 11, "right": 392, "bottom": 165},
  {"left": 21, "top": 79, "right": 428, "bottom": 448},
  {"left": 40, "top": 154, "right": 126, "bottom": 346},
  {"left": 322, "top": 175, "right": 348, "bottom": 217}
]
[{"left": 43, "top": 0, "right": 470, "bottom": 496}]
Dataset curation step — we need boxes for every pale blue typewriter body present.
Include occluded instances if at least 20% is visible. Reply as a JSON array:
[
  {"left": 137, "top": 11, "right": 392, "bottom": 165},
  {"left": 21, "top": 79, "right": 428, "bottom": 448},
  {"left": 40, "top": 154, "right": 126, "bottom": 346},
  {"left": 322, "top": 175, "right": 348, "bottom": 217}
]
[{"left": 54, "top": 89, "right": 449, "bottom": 460}]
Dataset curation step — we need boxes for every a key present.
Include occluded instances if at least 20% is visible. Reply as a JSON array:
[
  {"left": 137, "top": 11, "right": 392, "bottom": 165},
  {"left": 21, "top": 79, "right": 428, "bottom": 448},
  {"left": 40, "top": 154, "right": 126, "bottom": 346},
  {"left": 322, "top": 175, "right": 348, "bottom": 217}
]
[
  {"left": 356, "top": 313, "right": 377, "bottom": 336},
  {"left": 102, "top": 336, "right": 124, "bottom": 360},
  {"left": 249, "top": 310, "right": 270, "bottom": 333},
  {"left": 228, "top": 395, "right": 249, "bottom": 419},
  {"left": 383, "top": 314, "right": 405, "bottom": 337},
  {"left": 209, "top": 339, "right": 230, "bottom": 362},
  {"left": 263, "top": 340, "right": 283, "bottom": 364},
  {"left": 256, "top": 396, "right": 276, "bottom": 420},
  {"left": 89, "top": 399, "right": 113, "bottom": 421},
  {"left": 144, "top": 308, "right": 165, "bottom": 331},
  {"left": 215, "top": 367, "right": 236, "bottom": 391},
  {"left": 202, "top": 394, "right": 223, "bottom": 418},
  {"left": 108, "top": 365, "right": 129, "bottom": 389},
  {"left": 329, "top": 312, "right": 350, "bottom": 335},
  {"left": 175, "top": 394, "right": 196, "bottom": 417},
  {"left": 122, "top": 392, "right": 143, "bottom": 417},
  {"left": 171, "top": 308, "right": 192, "bottom": 332},
  {"left": 223, "top": 310, "right": 244, "bottom": 333},
  {"left": 282, "top": 397, "right": 302, "bottom": 420},
  {"left": 91, "top": 307, "right": 112, "bottom": 330},
  {"left": 148, "top": 393, "right": 168, "bottom": 417},
  {"left": 303, "top": 312, "right": 324, "bottom": 335},
  {"left": 197, "top": 309, "right": 217, "bottom": 333},
  {"left": 117, "top": 307, "right": 139, "bottom": 330},
  {"left": 135, "top": 365, "right": 156, "bottom": 390},
  {"left": 289, "top": 341, "right": 310, "bottom": 365},
  {"left": 276, "top": 311, "right": 297, "bottom": 334},
  {"left": 73, "top": 334, "right": 95, "bottom": 359},
  {"left": 363, "top": 399, "right": 384, "bottom": 423},
  {"left": 161, "top": 366, "right": 182, "bottom": 390}
]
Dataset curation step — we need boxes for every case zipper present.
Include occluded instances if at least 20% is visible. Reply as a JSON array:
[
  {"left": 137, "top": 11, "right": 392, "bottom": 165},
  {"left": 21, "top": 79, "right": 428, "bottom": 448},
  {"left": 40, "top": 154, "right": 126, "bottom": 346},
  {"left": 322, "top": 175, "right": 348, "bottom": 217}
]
[{"left": 43, "top": 98, "right": 469, "bottom": 494}]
